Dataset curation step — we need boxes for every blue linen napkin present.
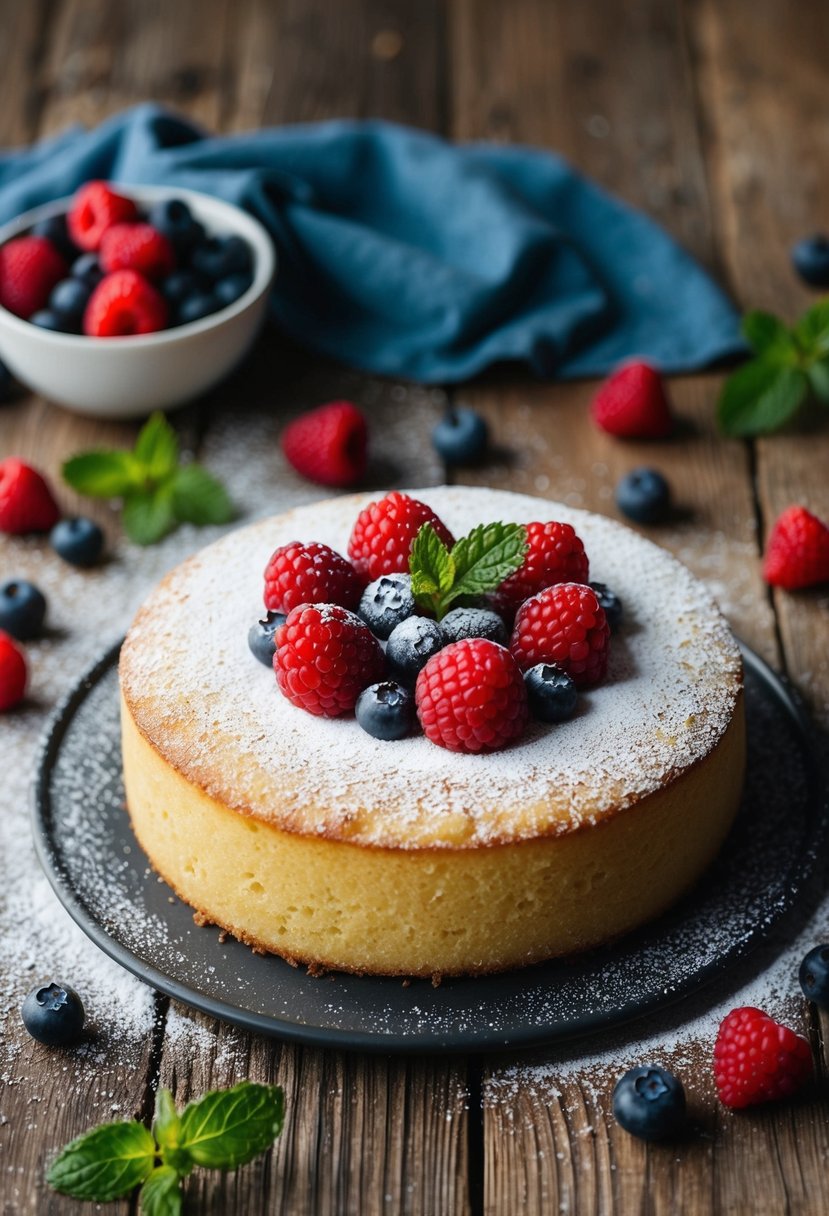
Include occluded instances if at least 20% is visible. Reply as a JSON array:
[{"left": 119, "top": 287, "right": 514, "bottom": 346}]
[{"left": 0, "top": 104, "right": 744, "bottom": 382}]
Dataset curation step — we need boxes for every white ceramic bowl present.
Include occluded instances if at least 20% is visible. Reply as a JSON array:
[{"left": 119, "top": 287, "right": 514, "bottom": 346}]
[{"left": 0, "top": 185, "right": 276, "bottom": 419}]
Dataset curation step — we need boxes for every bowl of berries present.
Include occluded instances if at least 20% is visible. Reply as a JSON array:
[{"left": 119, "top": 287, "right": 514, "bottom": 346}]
[{"left": 0, "top": 181, "right": 276, "bottom": 419}]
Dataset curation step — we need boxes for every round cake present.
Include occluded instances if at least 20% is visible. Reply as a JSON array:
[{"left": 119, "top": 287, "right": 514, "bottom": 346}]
[{"left": 120, "top": 486, "right": 745, "bottom": 978}]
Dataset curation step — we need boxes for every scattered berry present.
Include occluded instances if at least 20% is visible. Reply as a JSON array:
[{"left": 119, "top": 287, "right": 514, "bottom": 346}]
[
  {"left": 439, "top": 606, "right": 507, "bottom": 646},
  {"left": 415, "top": 638, "right": 528, "bottom": 753},
  {"left": 524, "top": 664, "right": 578, "bottom": 723},
  {"left": 67, "top": 181, "right": 138, "bottom": 251},
  {"left": 591, "top": 361, "right": 673, "bottom": 439},
  {"left": 713, "top": 1007, "right": 812, "bottom": 1109},
  {"left": 799, "top": 945, "right": 829, "bottom": 1009},
  {"left": 99, "top": 222, "right": 176, "bottom": 282},
  {"left": 0, "top": 458, "right": 60, "bottom": 534},
  {"left": 0, "top": 235, "right": 67, "bottom": 319},
  {"left": 50, "top": 517, "right": 104, "bottom": 567},
  {"left": 48, "top": 278, "right": 92, "bottom": 329},
  {"left": 431, "top": 406, "right": 489, "bottom": 465},
  {"left": 275, "top": 603, "right": 385, "bottom": 717},
  {"left": 612, "top": 1066, "right": 686, "bottom": 1141},
  {"left": 0, "top": 357, "right": 14, "bottom": 402},
  {"left": 616, "top": 467, "right": 671, "bottom": 524},
  {"left": 791, "top": 235, "right": 829, "bottom": 288},
  {"left": 248, "top": 610, "right": 286, "bottom": 667},
  {"left": 70, "top": 252, "right": 104, "bottom": 289},
  {"left": 0, "top": 580, "right": 46, "bottom": 641},
  {"left": 590, "top": 582, "right": 623, "bottom": 633},
  {"left": 191, "top": 235, "right": 252, "bottom": 280},
  {"left": 763, "top": 505, "right": 829, "bottom": 590},
  {"left": 83, "top": 270, "right": 168, "bottom": 337},
  {"left": 510, "top": 582, "right": 610, "bottom": 688},
  {"left": 356, "top": 681, "right": 415, "bottom": 741},
  {"left": 263, "top": 540, "right": 362, "bottom": 614},
  {"left": 0, "top": 631, "right": 27, "bottom": 711},
  {"left": 282, "top": 401, "right": 368, "bottom": 489},
  {"left": 21, "top": 981, "right": 85, "bottom": 1046},
  {"left": 497, "top": 520, "right": 589, "bottom": 613},
  {"left": 386, "top": 616, "right": 444, "bottom": 684},
  {"left": 348, "top": 491, "right": 455, "bottom": 581},
  {"left": 358, "top": 573, "right": 416, "bottom": 639}
]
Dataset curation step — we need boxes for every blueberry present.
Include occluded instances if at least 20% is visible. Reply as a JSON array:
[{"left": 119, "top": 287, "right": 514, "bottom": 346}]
[
  {"left": 31, "top": 213, "right": 77, "bottom": 262},
  {"left": 799, "top": 944, "right": 829, "bottom": 1008},
  {"left": 49, "top": 278, "right": 91, "bottom": 327},
  {"left": 356, "top": 681, "right": 414, "bottom": 741},
  {"left": 71, "top": 253, "right": 104, "bottom": 289},
  {"left": 50, "top": 517, "right": 104, "bottom": 567},
  {"left": 791, "top": 235, "right": 829, "bottom": 288},
  {"left": 161, "top": 270, "right": 204, "bottom": 307},
  {"left": 386, "top": 616, "right": 444, "bottom": 684},
  {"left": 431, "top": 406, "right": 489, "bottom": 465},
  {"left": 29, "top": 309, "right": 67, "bottom": 332},
  {"left": 440, "top": 606, "right": 506, "bottom": 646},
  {"left": 21, "top": 981, "right": 85, "bottom": 1046},
  {"left": 358, "top": 573, "right": 416, "bottom": 640},
  {"left": 590, "top": 582, "right": 623, "bottom": 633},
  {"left": 524, "top": 664, "right": 578, "bottom": 723},
  {"left": 176, "top": 292, "right": 220, "bottom": 326},
  {"left": 615, "top": 467, "right": 671, "bottom": 524},
  {"left": 0, "top": 580, "right": 47, "bottom": 641},
  {"left": 191, "top": 235, "right": 252, "bottom": 282},
  {"left": 214, "top": 272, "right": 254, "bottom": 308},
  {"left": 612, "top": 1065, "right": 686, "bottom": 1141},
  {"left": 248, "top": 610, "right": 286, "bottom": 667},
  {"left": 0, "top": 357, "right": 14, "bottom": 403},
  {"left": 149, "top": 198, "right": 203, "bottom": 256}
]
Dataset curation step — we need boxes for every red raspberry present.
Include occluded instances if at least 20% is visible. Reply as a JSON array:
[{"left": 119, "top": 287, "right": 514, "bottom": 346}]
[
  {"left": 763, "top": 505, "right": 829, "bottom": 590},
  {"left": 99, "top": 223, "right": 176, "bottom": 282},
  {"left": 497, "top": 520, "right": 589, "bottom": 613},
  {"left": 509, "top": 582, "right": 609, "bottom": 687},
  {"left": 0, "top": 631, "right": 27, "bottom": 712},
  {"left": 67, "top": 181, "right": 138, "bottom": 251},
  {"left": 264, "top": 541, "right": 363, "bottom": 614},
  {"left": 591, "top": 361, "right": 673, "bottom": 439},
  {"left": 281, "top": 401, "right": 368, "bottom": 489},
  {"left": 0, "top": 458, "right": 61, "bottom": 534},
  {"left": 713, "top": 1007, "right": 813, "bottom": 1109},
  {"left": 0, "top": 236, "right": 67, "bottom": 319},
  {"left": 275, "top": 603, "right": 385, "bottom": 717},
  {"left": 83, "top": 270, "right": 168, "bottom": 337},
  {"left": 415, "top": 638, "right": 528, "bottom": 753},
  {"left": 348, "top": 491, "right": 455, "bottom": 581}
]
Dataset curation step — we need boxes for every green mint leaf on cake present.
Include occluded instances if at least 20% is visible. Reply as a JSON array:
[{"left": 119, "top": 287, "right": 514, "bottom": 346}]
[
  {"left": 410, "top": 520, "right": 527, "bottom": 618},
  {"left": 46, "top": 1120, "right": 157, "bottom": 1201},
  {"left": 177, "top": 1081, "right": 285, "bottom": 1170},
  {"left": 139, "top": 1165, "right": 183, "bottom": 1216},
  {"left": 170, "top": 464, "right": 235, "bottom": 527}
]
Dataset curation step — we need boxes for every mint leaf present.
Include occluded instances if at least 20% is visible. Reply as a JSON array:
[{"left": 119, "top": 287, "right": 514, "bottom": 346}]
[
  {"left": 139, "top": 1165, "right": 182, "bottom": 1216},
  {"left": 717, "top": 360, "right": 809, "bottom": 437},
  {"left": 62, "top": 450, "right": 140, "bottom": 497},
  {"left": 742, "top": 311, "right": 795, "bottom": 360},
  {"left": 170, "top": 464, "right": 235, "bottom": 527},
  {"left": 808, "top": 358, "right": 829, "bottom": 405},
  {"left": 178, "top": 1081, "right": 284, "bottom": 1170},
  {"left": 448, "top": 522, "right": 527, "bottom": 603},
  {"left": 47, "top": 1121, "right": 156, "bottom": 1201},
  {"left": 794, "top": 298, "right": 829, "bottom": 359},
  {"left": 123, "top": 486, "right": 177, "bottom": 545},
  {"left": 410, "top": 523, "right": 455, "bottom": 613},
  {"left": 134, "top": 411, "right": 179, "bottom": 481}
]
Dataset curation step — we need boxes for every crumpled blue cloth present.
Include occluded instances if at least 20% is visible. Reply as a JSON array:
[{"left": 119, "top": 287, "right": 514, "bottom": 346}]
[{"left": 0, "top": 104, "right": 744, "bottom": 382}]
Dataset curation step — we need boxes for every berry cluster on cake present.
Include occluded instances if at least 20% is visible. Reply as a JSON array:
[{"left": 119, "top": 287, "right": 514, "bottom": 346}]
[{"left": 120, "top": 487, "right": 745, "bottom": 979}]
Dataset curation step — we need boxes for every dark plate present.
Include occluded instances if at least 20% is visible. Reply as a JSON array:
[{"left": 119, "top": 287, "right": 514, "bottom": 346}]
[{"left": 32, "top": 641, "right": 828, "bottom": 1054}]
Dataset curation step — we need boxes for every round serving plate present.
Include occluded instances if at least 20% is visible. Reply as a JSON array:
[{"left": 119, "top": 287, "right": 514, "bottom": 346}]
[{"left": 32, "top": 642, "right": 828, "bottom": 1054}]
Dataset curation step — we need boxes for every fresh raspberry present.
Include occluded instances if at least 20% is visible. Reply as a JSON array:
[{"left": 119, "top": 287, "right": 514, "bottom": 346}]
[
  {"left": 275, "top": 603, "right": 385, "bottom": 717},
  {"left": 83, "top": 270, "right": 168, "bottom": 337},
  {"left": 497, "top": 520, "right": 589, "bottom": 613},
  {"left": 591, "top": 361, "right": 673, "bottom": 439},
  {"left": 509, "top": 582, "right": 609, "bottom": 687},
  {"left": 0, "top": 236, "right": 67, "bottom": 319},
  {"left": 713, "top": 1007, "right": 813, "bottom": 1109},
  {"left": 0, "top": 459, "right": 61, "bottom": 534},
  {"left": 99, "top": 223, "right": 176, "bottom": 282},
  {"left": 348, "top": 491, "right": 455, "bottom": 581},
  {"left": 415, "top": 638, "right": 528, "bottom": 753},
  {"left": 263, "top": 541, "right": 363, "bottom": 614},
  {"left": 0, "top": 631, "right": 27, "bottom": 712},
  {"left": 763, "top": 505, "right": 829, "bottom": 590},
  {"left": 67, "top": 181, "right": 138, "bottom": 251},
  {"left": 281, "top": 401, "right": 368, "bottom": 489}
]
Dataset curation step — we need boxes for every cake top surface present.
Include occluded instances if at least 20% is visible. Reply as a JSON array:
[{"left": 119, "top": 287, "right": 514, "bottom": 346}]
[{"left": 120, "top": 486, "right": 743, "bottom": 849}]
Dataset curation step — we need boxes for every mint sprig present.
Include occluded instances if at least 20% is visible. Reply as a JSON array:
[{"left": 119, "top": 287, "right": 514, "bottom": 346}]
[
  {"left": 47, "top": 1081, "right": 284, "bottom": 1212},
  {"left": 62, "top": 412, "right": 234, "bottom": 545},
  {"left": 409, "top": 520, "right": 527, "bottom": 619},
  {"left": 718, "top": 300, "right": 829, "bottom": 436}
]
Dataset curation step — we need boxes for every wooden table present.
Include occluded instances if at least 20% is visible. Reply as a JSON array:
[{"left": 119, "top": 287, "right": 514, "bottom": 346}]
[{"left": 1, "top": 1, "right": 828, "bottom": 1212}]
